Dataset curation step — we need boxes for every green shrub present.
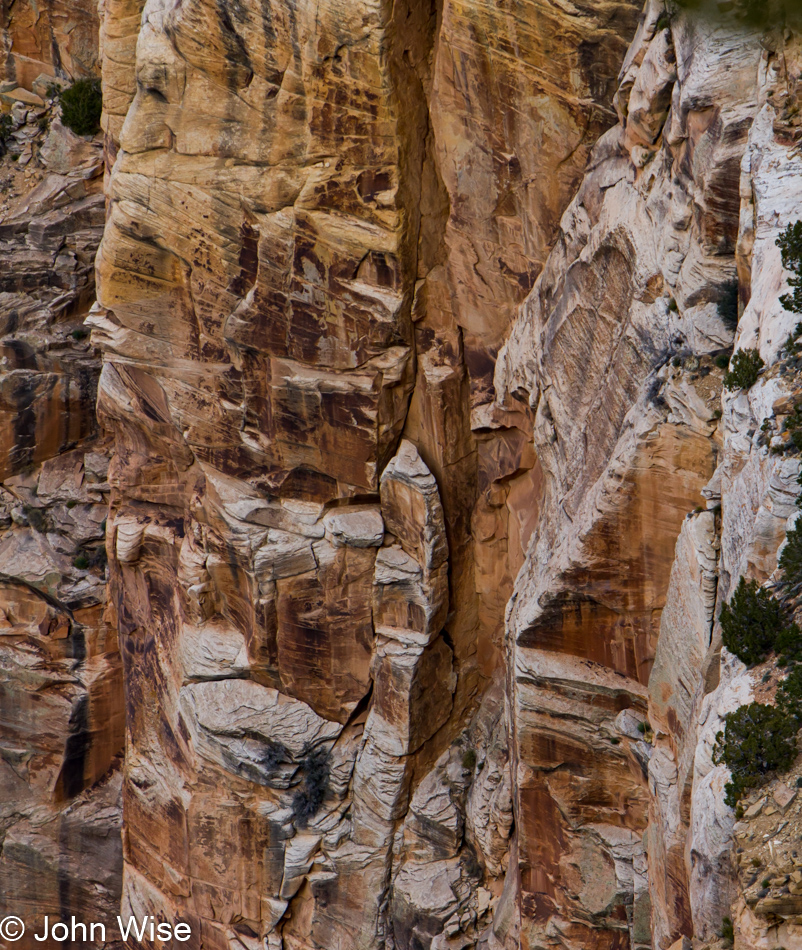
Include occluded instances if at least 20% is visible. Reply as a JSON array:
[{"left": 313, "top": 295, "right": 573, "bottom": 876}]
[
  {"left": 71, "top": 327, "right": 89, "bottom": 341},
  {"left": 778, "top": 222, "right": 802, "bottom": 316},
  {"left": 776, "top": 621, "right": 802, "bottom": 661},
  {"left": 656, "top": 12, "right": 671, "bottom": 30},
  {"left": 777, "top": 663, "right": 802, "bottom": 719},
  {"left": 713, "top": 702, "right": 800, "bottom": 806},
  {"left": 672, "top": 0, "right": 798, "bottom": 27},
  {"left": 0, "top": 113, "right": 12, "bottom": 155},
  {"left": 715, "top": 353, "right": 731, "bottom": 369},
  {"left": 58, "top": 78, "right": 102, "bottom": 136},
  {"left": 73, "top": 555, "right": 89, "bottom": 569},
  {"left": 780, "top": 521, "right": 802, "bottom": 600},
  {"left": 23, "top": 506, "right": 46, "bottom": 532},
  {"left": 291, "top": 747, "right": 330, "bottom": 827},
  {"left": 784, "top": 405, "right": 802, "bottom": 454},
  {"left": 462, "top": 748, "right": 477, "bottom": 770},
  {"left": 723, "top": 348, "right": 764, "bottom": 390},
  {"left": 718, "top": 280, "right": 739, "bottom": 332},
  {"left": 259, "top": 741, "right": 288, "bottom": 773},
  {"left": 783, "top": 321, "right": 802, "bottom": 355},
  {"left": 721, "top": 916, "right": 734, "bottom": 946},
  {"left": 720, "top": 578, "right": 787, "bottom": 666}
]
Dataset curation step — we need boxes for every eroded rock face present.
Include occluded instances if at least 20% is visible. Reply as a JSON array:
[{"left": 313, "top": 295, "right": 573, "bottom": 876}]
[
  {"left": 0, "top": 90, "right": 123, "bottom": 949},
  {"left": 6, "top": 0, "right": 802, "bottom": 947},
  {"left": 490, "top": 6, "right": 802, "bottom": 950},
  {"left": 91, "top": 0, "right": 646, "bottom": 944},
  {"left": 0, "top": 0, "right": 99, "bottom": 89}
]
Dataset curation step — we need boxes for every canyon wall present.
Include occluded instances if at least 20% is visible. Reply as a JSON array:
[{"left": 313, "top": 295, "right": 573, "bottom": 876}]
[
  {"left": 90, "top": 0, "right": 642, "bottom": 947},
  {"left": 2, "top": 0, "right": 802, "bottom": 948},
  {"left": 0, "top": 13, "right": 124, "bottom": 942},
  {"left": 495, "top": 5, "right": 802, "bottom": 947}
]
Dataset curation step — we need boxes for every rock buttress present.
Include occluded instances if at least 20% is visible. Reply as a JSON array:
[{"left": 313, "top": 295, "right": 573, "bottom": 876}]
[{"left": 94, "top": 0, "right": 643, "bottom": 945}]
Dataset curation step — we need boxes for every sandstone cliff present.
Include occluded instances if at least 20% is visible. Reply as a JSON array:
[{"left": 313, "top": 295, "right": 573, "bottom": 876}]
[{"left": 2, "top": 0, "right": 802, "bottom": 949}]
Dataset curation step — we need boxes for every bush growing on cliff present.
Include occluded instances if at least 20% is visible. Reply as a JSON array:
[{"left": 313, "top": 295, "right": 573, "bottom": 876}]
[
  {"left": 720, "top": 578, "right": 787, "bottom": 666},
  {"left": 714, "top": 573, "right": 802, "bottom": 807},
  {"left": 779, "top": 521, "right": 802, "bottom": 604},
  {"left": 671, "top": 0, "right": 799, "bottom": 28},
  {"left": 58, "top": 79, "right": 102, "bottom": 137},
  {"left": 781, "top": 403, "right": 802, "bottom": 456},
  {"left": 777, "top": 663, "right": 802, "bottom": 720},
  {"left": 723, "top": 348, "right": 764, "bottom": 390},
  {"left": 718, "top": 280, "right": 739, "bottom": 332},
  {"left": 713, "top": 702, "right": 800, "bottom": 806},
  {"left": 783, "top": 322, "right": 802, "bottom": 356},
  {"left": 291, "top": 747, "right": 330, "bottom": 827},
  {"left": 0, "top": 113, "right": 12, "bottom": 156},
  {"left": 778, "top": 221, "right": 802, "bottom": 316},
  {"left": 259, "top": 741, "right": 288, "bottom": 773}
]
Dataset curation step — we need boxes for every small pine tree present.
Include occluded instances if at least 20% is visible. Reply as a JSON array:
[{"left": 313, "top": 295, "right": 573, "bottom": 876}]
[
  {"left": 778, "top": 221, "right": 802, "bottom": 316},
  {"left": 783, "top": 321, "right": 802, "bottom": 355},
  {"left": 720, "top": 577, "right": 786, "bottom": 666},
  {"left": 780, "top": 521, "right": 802, "bottom": 597},
  {"left": 713, "top": 702, "right": 799, "bottom": 806},
  {"left": 58, "top": 78, "right": 102, "bottom": 136},
  {"left": 0, "top": 113, "right": 12, "bottom": 155},
  {"left": 291, "top": 747, "right": 330, "bottom": 827},
  {"left": 723, "top": 348, "right": 764, "bottom": 390},
  {"left": 777, "top": 663, "right": 802, "bottom": 720},
  {"left": 784, "top": 404, "right": 802, "bottom": 452},
  {"left": 718, "top": 280, "right": 739, "bottom": 332}
]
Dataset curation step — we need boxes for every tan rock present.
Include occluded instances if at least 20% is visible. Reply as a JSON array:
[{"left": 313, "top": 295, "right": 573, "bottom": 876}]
[
  {"left": 2, "top": 0, "right": 793, "bottom": 946},
  {"left": 0, "top": 0, "right": 99, "bottom": 91},
  {"left": 0, "top": 60, "right": 121, "bottom": 942},
  {"left": 774, "top": 784, "right": 797, "bottom": 815},
  {"left": 745, "top": 799, "right": 765, "bottom": 820}
]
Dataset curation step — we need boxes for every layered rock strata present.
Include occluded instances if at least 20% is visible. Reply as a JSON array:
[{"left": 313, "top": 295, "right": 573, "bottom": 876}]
[
  {"left": 496, "top": 5, "right": 802, "bottom": 949},
  {"left": 91, "top": 0, "right": 643, "bottom": 945},
  {"left": 0, "top": 31, "right": 124, "bottom": 946},
  {"left": 0, "top": 0, "right": 100, "bottom": 90},
  {"left": 4, "top": 0, "right": 802, "bottom": 948}
]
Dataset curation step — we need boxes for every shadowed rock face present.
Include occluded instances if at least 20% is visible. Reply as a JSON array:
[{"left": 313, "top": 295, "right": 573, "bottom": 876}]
[{"left": 0, "top": 49, "right": 125, "bottom": 945}]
